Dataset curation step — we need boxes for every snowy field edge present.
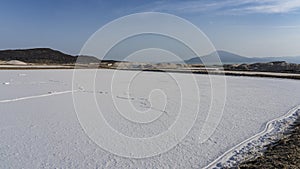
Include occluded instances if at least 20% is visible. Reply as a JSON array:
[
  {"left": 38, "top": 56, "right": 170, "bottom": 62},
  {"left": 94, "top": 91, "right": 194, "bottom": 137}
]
[{"left": 206, "top": 105, "right": 300, "bottom": 169}]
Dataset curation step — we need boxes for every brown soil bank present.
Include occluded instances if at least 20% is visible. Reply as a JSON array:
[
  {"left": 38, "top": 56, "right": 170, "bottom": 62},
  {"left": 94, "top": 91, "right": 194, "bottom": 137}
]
[{"left": 239, "top": 118, "right": 300, "bottom": 169}]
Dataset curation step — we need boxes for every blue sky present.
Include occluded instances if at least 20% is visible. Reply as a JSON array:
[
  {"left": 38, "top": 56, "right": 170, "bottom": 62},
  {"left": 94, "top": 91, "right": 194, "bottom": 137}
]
[{"left": 1, "top": 0, "right": 300, "bottom": 57}]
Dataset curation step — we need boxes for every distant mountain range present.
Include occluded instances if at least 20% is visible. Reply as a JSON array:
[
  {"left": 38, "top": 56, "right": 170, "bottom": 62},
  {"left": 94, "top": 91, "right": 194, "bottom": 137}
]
[
  {"left": 0, "top": 48, "right": 300, "bottom": 65},
  {"left": 185, "top": 50, "right": 300, "bottom": 64}
]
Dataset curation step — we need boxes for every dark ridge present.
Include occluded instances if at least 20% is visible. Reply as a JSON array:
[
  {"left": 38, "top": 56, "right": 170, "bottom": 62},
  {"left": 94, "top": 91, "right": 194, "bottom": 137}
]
[
  {"left": 0, "top": 48, "right": 100, "bottom": 64},
  {"left": 224, "top": 61, "right": 300, "bottom": 74},
  {"left": 141, "top": 69, "right": 166, "bottom": 72}
]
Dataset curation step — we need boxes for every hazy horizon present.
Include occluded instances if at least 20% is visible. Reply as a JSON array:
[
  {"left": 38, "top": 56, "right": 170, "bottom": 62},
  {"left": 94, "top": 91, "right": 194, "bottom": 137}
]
[{"left": 1, "top": 47, "right": 300, "bottom": 60}]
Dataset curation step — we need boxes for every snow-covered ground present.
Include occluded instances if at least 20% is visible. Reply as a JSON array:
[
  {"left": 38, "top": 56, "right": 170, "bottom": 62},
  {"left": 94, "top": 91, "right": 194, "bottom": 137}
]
[{"left": 1, "top": 69, "right": 300, "bottom": 168}]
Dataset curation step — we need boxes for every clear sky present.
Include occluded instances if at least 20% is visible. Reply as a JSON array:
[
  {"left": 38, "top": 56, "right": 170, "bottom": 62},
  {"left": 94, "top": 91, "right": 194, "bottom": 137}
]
[{"left": 1, "top": 0, "right": 300, "bottom": 57}]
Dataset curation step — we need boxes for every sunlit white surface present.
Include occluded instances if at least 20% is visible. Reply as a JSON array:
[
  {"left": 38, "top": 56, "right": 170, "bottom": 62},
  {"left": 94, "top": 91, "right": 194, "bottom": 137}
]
[{"left": 1, "top": 70, "right": 300, "bottom": 168}]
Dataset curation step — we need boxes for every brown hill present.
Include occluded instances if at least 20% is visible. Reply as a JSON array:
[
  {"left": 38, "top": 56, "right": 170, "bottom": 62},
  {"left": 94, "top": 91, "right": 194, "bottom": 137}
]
[{"left": 0, "top": 48, "right": 99, "bottom": 64}]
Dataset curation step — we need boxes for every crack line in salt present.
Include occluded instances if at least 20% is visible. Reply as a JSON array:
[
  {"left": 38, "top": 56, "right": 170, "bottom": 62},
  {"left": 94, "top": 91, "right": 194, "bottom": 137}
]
[{"left": 0, "top": 90, "right": 77, "bottom": 103}]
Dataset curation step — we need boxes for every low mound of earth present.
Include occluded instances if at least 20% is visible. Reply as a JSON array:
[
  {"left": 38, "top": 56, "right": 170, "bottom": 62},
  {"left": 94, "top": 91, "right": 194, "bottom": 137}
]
[
  {"left": 5, "top": 60, "right": 27, "bottom": 65},
  {"left": 239, "top": 118, "right": 300, "bottom": 169}
]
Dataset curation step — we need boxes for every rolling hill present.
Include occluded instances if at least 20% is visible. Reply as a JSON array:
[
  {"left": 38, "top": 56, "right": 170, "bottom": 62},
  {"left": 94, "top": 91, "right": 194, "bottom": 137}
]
[
  {"left": 0, "top": 48, "right": 99, "bottom": 64},
  {"left": 185, "top": 50, "right": 300, "bottom": 64}
]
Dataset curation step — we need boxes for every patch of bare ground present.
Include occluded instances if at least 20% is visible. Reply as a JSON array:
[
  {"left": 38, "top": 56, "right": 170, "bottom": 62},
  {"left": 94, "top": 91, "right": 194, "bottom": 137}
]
[{"left": 238, "top": 118, "right": 300, "bottom": 169}]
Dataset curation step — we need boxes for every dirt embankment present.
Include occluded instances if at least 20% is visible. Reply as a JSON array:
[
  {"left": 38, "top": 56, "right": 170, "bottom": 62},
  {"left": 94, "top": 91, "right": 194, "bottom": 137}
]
[{"left": 239, "top": 118, "right": 300, "bottom": 169}]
